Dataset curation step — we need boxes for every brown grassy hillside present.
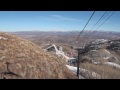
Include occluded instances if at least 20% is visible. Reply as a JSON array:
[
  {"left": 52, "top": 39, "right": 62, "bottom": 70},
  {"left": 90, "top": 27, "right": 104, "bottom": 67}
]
[
  {"left": 0, "top": 32, "right": 77, "bottom": 79},
  {"left": 80, "top": 62, "right": 120, "bottom": 79}
]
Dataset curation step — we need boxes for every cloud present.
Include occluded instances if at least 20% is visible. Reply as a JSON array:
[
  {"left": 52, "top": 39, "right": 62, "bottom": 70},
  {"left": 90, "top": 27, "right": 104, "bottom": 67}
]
[
  {"left": 51, "top": 15, "right": 62, "bottom": 18},
  {"left": 50, "top": 15, "right": 83, "bottom": 22},
  {"left": 37, "top": 15, "right": 92, "bottom": 23}
]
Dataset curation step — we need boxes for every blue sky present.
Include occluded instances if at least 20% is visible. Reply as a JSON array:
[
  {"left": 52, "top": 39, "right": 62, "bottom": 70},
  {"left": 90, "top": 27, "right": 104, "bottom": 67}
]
[{"left": 0, "top": 11, "right": 119, "bottom": 32}]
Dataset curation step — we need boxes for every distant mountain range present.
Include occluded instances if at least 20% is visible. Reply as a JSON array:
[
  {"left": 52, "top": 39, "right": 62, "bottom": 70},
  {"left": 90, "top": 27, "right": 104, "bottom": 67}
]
[{"left": 10, "top": 30, "right": 120, "bottom": 39}]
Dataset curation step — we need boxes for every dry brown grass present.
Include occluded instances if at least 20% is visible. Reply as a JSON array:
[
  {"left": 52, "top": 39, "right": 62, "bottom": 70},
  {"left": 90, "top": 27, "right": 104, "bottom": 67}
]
[
  {"left": 12, "top": 31, "right": 120, "bottom": 79},
  {"left": 80, "top": 62, "right": 120, "bottom": 79},
  {"left": 0, "top": 32, "right": 77, "bottom": 79}
]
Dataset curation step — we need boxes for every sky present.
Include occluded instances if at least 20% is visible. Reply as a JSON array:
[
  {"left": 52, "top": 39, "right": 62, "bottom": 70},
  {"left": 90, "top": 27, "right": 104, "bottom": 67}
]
[{"left": 0, "top": 11, "right": 119, "bottom": 32}]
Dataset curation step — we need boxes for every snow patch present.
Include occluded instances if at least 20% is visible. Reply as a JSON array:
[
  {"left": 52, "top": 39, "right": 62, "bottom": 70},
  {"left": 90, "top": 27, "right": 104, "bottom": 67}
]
[
  {"left": 104, "top": 57, "right": 110, "bottom": 59},
  {"left": 0, "top": 36, "right": 7, "bottom": 40},
  {"left": 92, "top": 61, "right": 101, "bottom": 65},
  {"left": 44, "top": 44, "right": 76, "bottom": 62},
  {"left": 105, "top": 49, "right": 111, "bottom": 54},
  {"left": 66, "top": 65, "right": 101, "bottom": 79},
  {"left": 104, "top": 62, "right": 120, "bottom": 69},
  {"left": 114, "top": 57, "right": 119, "bottom": 61},
  {"left": 65, "top": 65, "right": 85, "bottom": 79}
]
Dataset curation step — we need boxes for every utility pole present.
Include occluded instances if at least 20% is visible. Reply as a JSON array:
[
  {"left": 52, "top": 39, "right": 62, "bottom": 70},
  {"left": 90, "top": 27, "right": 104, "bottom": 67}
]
[
  {"left": 77, "top": 49, "right": 80, "bottom": 78},
  {"left": 75, "top": 47, "right": 84, "bottom": 78},
  {"left": 73, "top": 44, "right": 90, "bottom": 78}
]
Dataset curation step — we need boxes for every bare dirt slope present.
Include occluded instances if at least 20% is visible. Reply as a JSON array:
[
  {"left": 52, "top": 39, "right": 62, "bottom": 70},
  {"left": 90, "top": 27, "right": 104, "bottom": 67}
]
[{"left": 0, "top": 32, "right": 77, "bottom": 79}]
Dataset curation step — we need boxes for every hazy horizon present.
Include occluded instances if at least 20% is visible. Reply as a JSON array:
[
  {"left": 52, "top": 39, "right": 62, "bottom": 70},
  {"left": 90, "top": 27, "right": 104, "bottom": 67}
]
[{"left": 3, "top": 30, "right": 120, "bottom": 33}]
